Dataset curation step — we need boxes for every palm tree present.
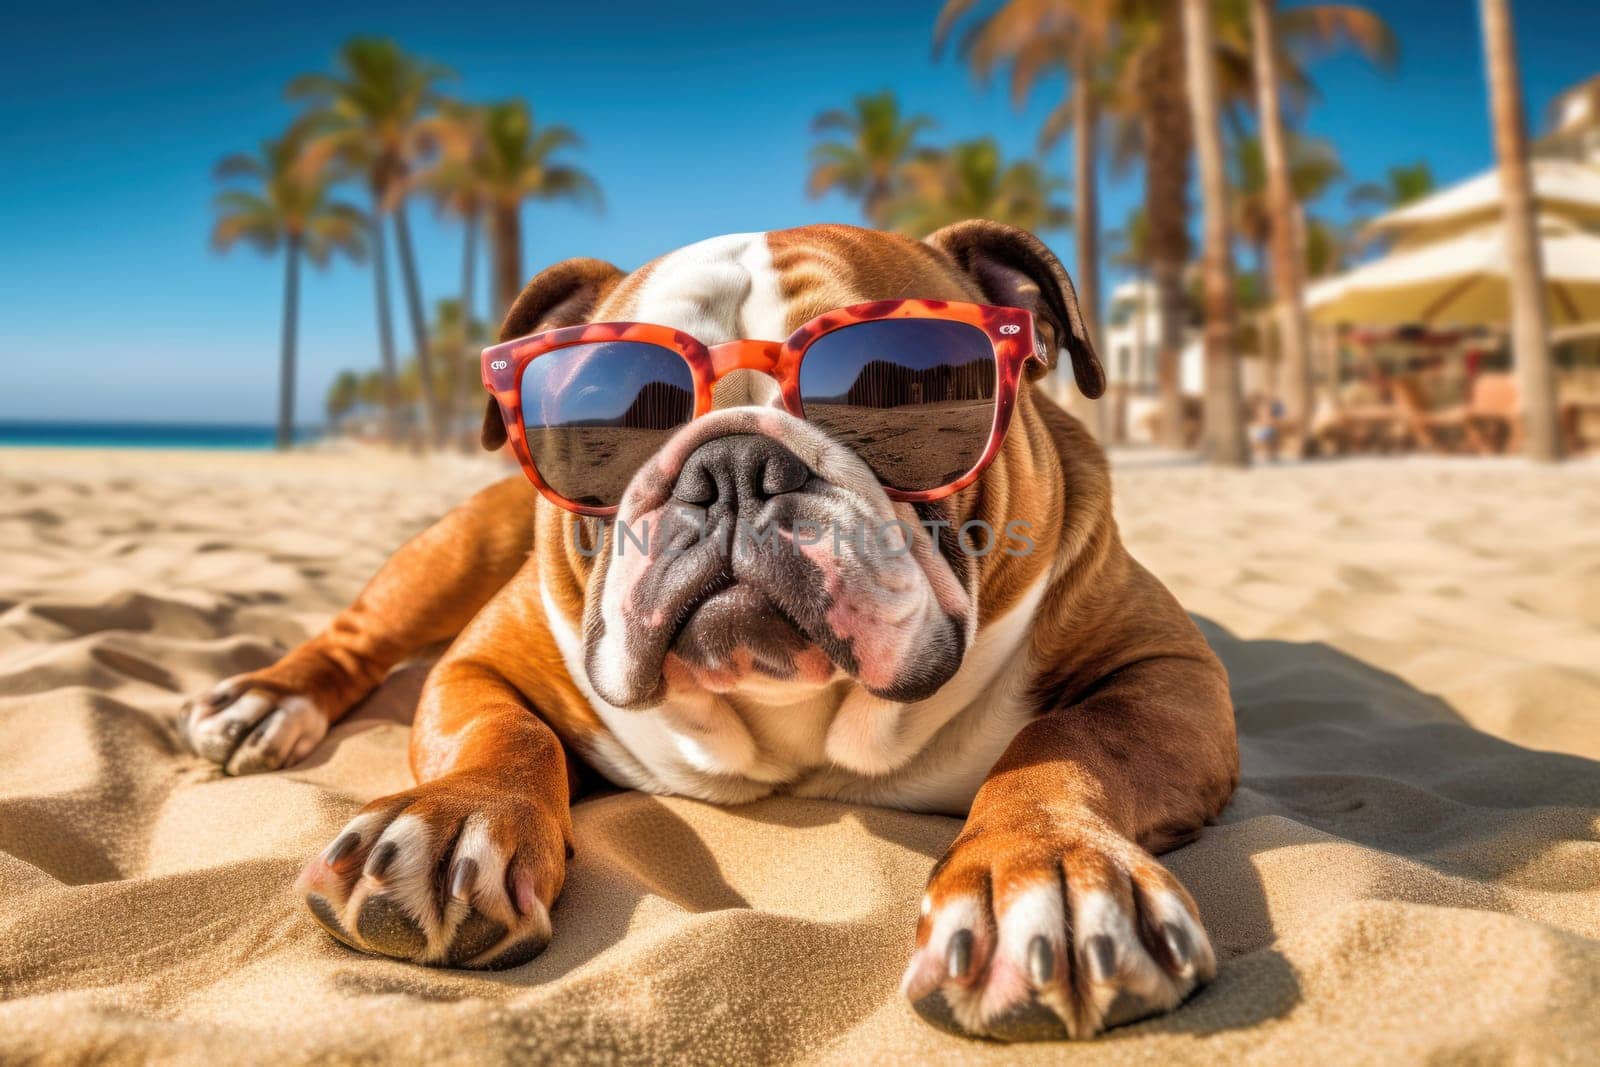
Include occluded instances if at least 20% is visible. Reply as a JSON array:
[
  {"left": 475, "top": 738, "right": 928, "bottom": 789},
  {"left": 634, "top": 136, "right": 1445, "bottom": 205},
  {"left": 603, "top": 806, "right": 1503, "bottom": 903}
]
[
  {"left": 1097, "top": 1, "right": 1394, "bottom": 452},
  {"left": 471, "top": 99, "right": 602, "bottom": 324},
  {"left": 935, "top": 0, "right": 1116, "bottom": 404},
  {"left": 326, "top": 370, "right": 362, "bottom": 428},
  {"left": 1184, "top": 0, "right": 1248, "bottom": 467},
  {"left": 807, "top": 91, "right": 936, "bottom": 229},
  {"left": 417, "top": 99, "right": 488, "bottom": 313},
  {"left": 1301, "top": 215, "right": 1352, "bottom": 278},
  {"left": 1231, "top": 130, "right": 1342, "bottom": 395},
  {"left": 890, "top": 139, "right": 1071, "bottom": 238},
  {"left": 1347, "top": 161, "right": 1436, "bottom": 212},
  {"left": 358, "top": 370, "right": 387, "bottom": 411},
  {"left": 428, "top": 298, "right": 489, "bottom": 427},
  {"left": 1107, "top": 2, "right": 1192, "bottom": 449},
  {"left": 1480, "top": 0, "right": 1560, "bottom": 461},
  {"left": 212, "top": 138, "right": 366, "bottom": 450},
  {"left": 1247, "top": 0, "right": 1394, "bottom": 455},
  {"left": 415, "top": 100, "right": 489, "bottom": 438},
  {"left": 289, "top": 38, "right": 453, "bottom": 443},
  {"left": 1231, "top": 133, "right": 1343, "bottom": 261}
]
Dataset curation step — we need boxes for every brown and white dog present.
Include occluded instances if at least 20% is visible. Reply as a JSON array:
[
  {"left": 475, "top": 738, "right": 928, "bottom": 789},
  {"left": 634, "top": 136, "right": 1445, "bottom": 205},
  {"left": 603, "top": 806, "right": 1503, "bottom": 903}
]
[{"left": 182, "top": 221, "right": 1238, "bottom": 1041}]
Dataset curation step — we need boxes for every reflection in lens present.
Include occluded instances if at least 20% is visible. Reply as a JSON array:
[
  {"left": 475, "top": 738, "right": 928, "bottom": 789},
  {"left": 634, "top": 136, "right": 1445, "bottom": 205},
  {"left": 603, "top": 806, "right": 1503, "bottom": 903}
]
[
  {"left": 798, "top": 319, "right": 997, "bottom": 491},
  {"left": 520, "top": 341, "right": 694, "bottom": 507}
]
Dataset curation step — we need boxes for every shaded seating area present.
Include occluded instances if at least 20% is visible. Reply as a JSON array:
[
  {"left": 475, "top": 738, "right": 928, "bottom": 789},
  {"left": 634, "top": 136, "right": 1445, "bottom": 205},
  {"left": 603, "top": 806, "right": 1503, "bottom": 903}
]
[
  {"left": 1313, "top": 367, "right": 1598, "bottom": 456},
  {"left": 1304, "top": 158, "right": 1600, "bottom": 458}
]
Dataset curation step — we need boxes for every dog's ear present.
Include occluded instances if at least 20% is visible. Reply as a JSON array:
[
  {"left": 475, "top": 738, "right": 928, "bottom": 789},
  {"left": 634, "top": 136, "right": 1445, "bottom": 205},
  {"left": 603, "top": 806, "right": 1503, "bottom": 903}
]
[
  {"left": 481, "top": 258, "right": 628, "bottom": 450},
  {"left": 923, "top": 219, "right": 1104, "bottom": 398}
]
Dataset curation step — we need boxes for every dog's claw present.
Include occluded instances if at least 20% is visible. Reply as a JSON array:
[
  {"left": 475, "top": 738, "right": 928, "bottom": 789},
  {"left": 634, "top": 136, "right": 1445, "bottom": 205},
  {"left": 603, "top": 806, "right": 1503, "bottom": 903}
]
[
  {"left": 449, "top": 857, "right": 477, "bottom": 901},
  {"left": 323, "top": 831, "right": 359, "bottom": 868},
  {"left": 1028, "top": 935, "right": 1054, "bottom": 984},
  {"left": 1162, "top": 921, "right": 1192, "bottom": 974},
  {"left": 946, "top": 928, "right": 973, "bottom": 978},
  {"left": 366, "top": 841, "right": 398, "bottom": 879},
  {"left": 1087, "top": 934, "right": 1117, "bottom": 982}
]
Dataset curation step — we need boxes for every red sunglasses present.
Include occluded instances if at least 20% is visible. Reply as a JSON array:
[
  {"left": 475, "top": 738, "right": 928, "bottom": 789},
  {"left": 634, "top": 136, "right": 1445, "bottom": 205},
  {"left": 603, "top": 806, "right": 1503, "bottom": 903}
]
[{"left": 482, "top": 298, "right": 1041, "bottom": 517}]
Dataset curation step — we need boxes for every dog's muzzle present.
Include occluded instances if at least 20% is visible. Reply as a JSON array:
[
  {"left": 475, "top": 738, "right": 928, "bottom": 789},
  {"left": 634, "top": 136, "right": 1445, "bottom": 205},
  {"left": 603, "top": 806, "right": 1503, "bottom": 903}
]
[{"left": 581, "top": 412, "right": 972, "bottom": 710}]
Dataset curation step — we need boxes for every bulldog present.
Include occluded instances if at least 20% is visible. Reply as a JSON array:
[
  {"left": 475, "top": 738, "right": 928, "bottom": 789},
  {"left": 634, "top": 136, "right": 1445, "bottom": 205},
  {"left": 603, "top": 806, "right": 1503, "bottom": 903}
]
[{"left": 182, "top": 221, "right": 1238, "bottom": 1041}]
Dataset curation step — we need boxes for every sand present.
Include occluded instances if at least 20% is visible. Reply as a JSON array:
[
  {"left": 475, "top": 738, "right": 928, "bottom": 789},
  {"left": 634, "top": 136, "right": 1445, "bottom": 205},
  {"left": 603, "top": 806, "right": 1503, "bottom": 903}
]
[{"left": 1, "top": 446, "right": 1597, "bottom": 1064}]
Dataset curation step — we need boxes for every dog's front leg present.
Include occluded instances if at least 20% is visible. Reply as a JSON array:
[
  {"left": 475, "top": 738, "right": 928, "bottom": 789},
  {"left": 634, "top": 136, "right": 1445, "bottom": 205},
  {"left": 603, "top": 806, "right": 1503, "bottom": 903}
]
[
  {"left": 903, "top": 653, "right": 1238, "bottom": 1040},
  {"left": 295, "top": 637, "right": 576, "bottom": 970},
  {"left": 181, "top": 476, "right": 539, "bottom": 775}
]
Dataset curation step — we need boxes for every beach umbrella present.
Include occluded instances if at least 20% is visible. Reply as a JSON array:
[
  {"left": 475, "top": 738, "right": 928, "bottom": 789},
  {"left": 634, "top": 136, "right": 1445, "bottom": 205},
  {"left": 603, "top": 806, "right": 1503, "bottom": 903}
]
[
  {"left": 1362, "top": 158, "right": 1600, "bottom": 243},
  {"left": 1306, "top": 214, "right": 1600, "bottom": 327}
]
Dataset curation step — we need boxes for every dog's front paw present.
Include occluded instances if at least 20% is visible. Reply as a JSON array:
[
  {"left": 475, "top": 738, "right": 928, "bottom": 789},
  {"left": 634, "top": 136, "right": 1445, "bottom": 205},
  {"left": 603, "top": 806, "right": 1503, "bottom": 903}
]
[
  {"left": 902, "top": 814, "right": 1214, "bottom": 1040},
  {"left": 181, "top": 673, "right": 329, "bottom": 776},
  {"left": 296, "top": 773, "right": 568, "bottom": 969}
]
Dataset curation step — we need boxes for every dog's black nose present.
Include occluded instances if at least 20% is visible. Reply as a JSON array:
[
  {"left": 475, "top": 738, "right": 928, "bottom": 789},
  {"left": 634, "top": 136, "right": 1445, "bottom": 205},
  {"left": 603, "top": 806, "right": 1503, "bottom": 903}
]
[{"left": 672, "top": 434, "right": 810, "bottom": 509}]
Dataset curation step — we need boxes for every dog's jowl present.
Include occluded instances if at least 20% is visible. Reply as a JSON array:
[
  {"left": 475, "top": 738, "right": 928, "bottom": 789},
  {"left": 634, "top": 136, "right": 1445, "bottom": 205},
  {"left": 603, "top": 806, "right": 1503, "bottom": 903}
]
[{"left": 182, "top": 222, "right": 1238, "bottom": 1040}]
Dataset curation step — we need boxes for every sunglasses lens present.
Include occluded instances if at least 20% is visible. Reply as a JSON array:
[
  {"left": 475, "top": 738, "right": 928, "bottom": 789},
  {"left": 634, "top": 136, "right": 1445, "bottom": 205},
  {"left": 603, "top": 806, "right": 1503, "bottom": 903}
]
[
  {"left": 798, "top": 318, "right": 997, "bottom": 492},
  {"left": 520, "top": 341, "right": 695, "bottom": 508}
]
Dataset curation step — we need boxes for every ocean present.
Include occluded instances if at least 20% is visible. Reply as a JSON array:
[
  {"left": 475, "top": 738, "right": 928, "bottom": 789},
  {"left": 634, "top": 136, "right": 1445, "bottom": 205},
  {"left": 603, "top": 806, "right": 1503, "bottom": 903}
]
[{"left": 0, "top": 421, "right": 322, "bottom": 450}]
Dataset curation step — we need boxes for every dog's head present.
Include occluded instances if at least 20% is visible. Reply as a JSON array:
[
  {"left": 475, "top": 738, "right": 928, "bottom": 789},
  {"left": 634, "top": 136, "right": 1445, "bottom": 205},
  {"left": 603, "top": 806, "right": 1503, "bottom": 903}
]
[{"left": 486, "top": 223, "right": 1102, "bottom": 713}]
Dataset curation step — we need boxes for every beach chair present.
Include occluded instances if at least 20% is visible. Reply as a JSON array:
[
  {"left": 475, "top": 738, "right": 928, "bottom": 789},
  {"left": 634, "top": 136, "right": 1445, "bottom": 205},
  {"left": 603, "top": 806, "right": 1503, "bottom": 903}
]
[
  {"left": 1564, "top": 402, "right": 1600, "bottom": 454},
  {"left": 1463, "top": 373, "right": 1519, "bottom": 455},
  {"left": 1451, "top": 373, "right": 1600, "bottom": 456},
  {"left": 1311, "top": 371, "right": 1419, "bottom": 455},
  {"left": 1391, "top": 376, "right": 1477, "bottom": 454}
]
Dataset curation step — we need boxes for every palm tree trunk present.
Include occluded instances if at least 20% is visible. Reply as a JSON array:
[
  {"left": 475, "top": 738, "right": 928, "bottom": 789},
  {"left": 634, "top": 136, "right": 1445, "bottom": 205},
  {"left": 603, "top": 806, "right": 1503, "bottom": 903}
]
[
  {"left": 1067, "top": 43, "right": 1104, "bottom": 438},
  {"left": 1184, "top": 0, "right": 1249, "bottom": 467},
  {"left": 392, "top": 201, "right": 443, "bottom": 445},
  {"left": 1249, "top": 0, "right": 1313, "bottom": 457},
  {"left": 866, "top": 178, "right": 893, "bottom": 231},
  {"left": 463, "top": 209, "right": 480, "bottom": 334},
  {"left": 1125, "top": 272, "right": 1147, "bottom": 442},
  {"left": 1255, "top": 239, "right": 1278, "bottom": 395},
  {"left": 453, "top": 207, "right": 480, "bottom": 447},
  {"left": 1480, "top": 0, "right": 1561, "bottom": 461},
  {"left": 1142, "top": 5, "right": 1192, "bottom": 451},
  {"left": 369, "top": 208, "right": 401, "bottom": 443},
  {"left": 277, "top": 235, "right": 302, "bottom": 451},
  {"left": 492, "top": 201, "right": 523, "bottom": 327}
]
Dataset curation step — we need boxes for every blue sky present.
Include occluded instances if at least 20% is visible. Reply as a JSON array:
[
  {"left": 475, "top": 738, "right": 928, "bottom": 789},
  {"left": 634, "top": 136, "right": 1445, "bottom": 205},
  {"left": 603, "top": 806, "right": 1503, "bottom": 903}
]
[{"left": 2, "top": 0, "right": 1597, "bottom": 426}]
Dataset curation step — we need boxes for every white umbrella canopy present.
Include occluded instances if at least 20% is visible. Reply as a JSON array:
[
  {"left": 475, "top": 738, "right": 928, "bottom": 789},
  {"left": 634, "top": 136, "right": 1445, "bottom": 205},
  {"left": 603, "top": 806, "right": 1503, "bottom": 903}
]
[
  {"left": 1363, "top": 159, "right": 1600, "bottom": 244},
  {"left": 1307, "top": 215, "right": 1600, "bottom": 327}
]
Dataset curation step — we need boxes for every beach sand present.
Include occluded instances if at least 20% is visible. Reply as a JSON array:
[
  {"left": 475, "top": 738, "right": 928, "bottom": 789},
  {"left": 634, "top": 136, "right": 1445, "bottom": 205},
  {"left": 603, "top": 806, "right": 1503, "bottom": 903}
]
[{"left": 1, "top": 446, "right": 1597, "bottom": 1063}]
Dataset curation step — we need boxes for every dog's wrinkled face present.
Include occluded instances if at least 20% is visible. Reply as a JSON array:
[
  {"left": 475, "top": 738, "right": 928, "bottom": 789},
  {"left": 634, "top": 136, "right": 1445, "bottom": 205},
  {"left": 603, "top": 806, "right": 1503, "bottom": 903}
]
[
  {"left": 493, "top": 223, "right": 1102, "bottom": 713},
  {"left": 585, "top": 405, "right": 973, "bottom": 709}
]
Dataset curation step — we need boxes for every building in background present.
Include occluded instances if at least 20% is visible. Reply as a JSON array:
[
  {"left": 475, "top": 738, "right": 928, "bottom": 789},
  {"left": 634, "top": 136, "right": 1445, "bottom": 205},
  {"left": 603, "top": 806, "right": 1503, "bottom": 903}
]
[{"left": 1102, "top": 279, "right": 1265, "bottom": 445}]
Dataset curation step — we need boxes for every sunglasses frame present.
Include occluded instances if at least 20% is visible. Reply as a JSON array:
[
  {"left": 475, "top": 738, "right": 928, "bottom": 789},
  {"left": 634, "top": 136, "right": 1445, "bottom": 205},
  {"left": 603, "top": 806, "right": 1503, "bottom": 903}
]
[{"left": 482, "top": 298, "right": 1041, "bottom": 517}]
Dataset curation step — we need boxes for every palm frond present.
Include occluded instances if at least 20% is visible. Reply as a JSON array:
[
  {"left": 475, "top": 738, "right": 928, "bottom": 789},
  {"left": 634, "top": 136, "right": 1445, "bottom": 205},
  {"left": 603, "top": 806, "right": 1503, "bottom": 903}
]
[
  {"left": 932, "top": 0, "right": 984, "bottom": 56},
  {"left": 1278, "top": 4, "right": 1399, "bottom": 72},
  {"left": 213, "top": 152, "right": 268, "bottom": 182},
  {"left": 1038, "top": 98, "right": 1075, "bottom": 152},
  {"left": 284, "top": 72, "right": 345, "bottom": 101},
  {"left": 809, "top": 107, "right": 855, "bottom": 134},
  {"left": 804, "top": 91, "right": 933, "bottom": 222},
  {"left": 525, "top": 165, "right": 604, "bottom": 212},
  {"left": 1006, "top": 34, "right": 1068, "bottom": 108},
  {"left": 529, "top": 124, "right": 584, "bottom": 160},
  {"left": 303, "top": 203, "right": 369, "bottom": 267}
]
